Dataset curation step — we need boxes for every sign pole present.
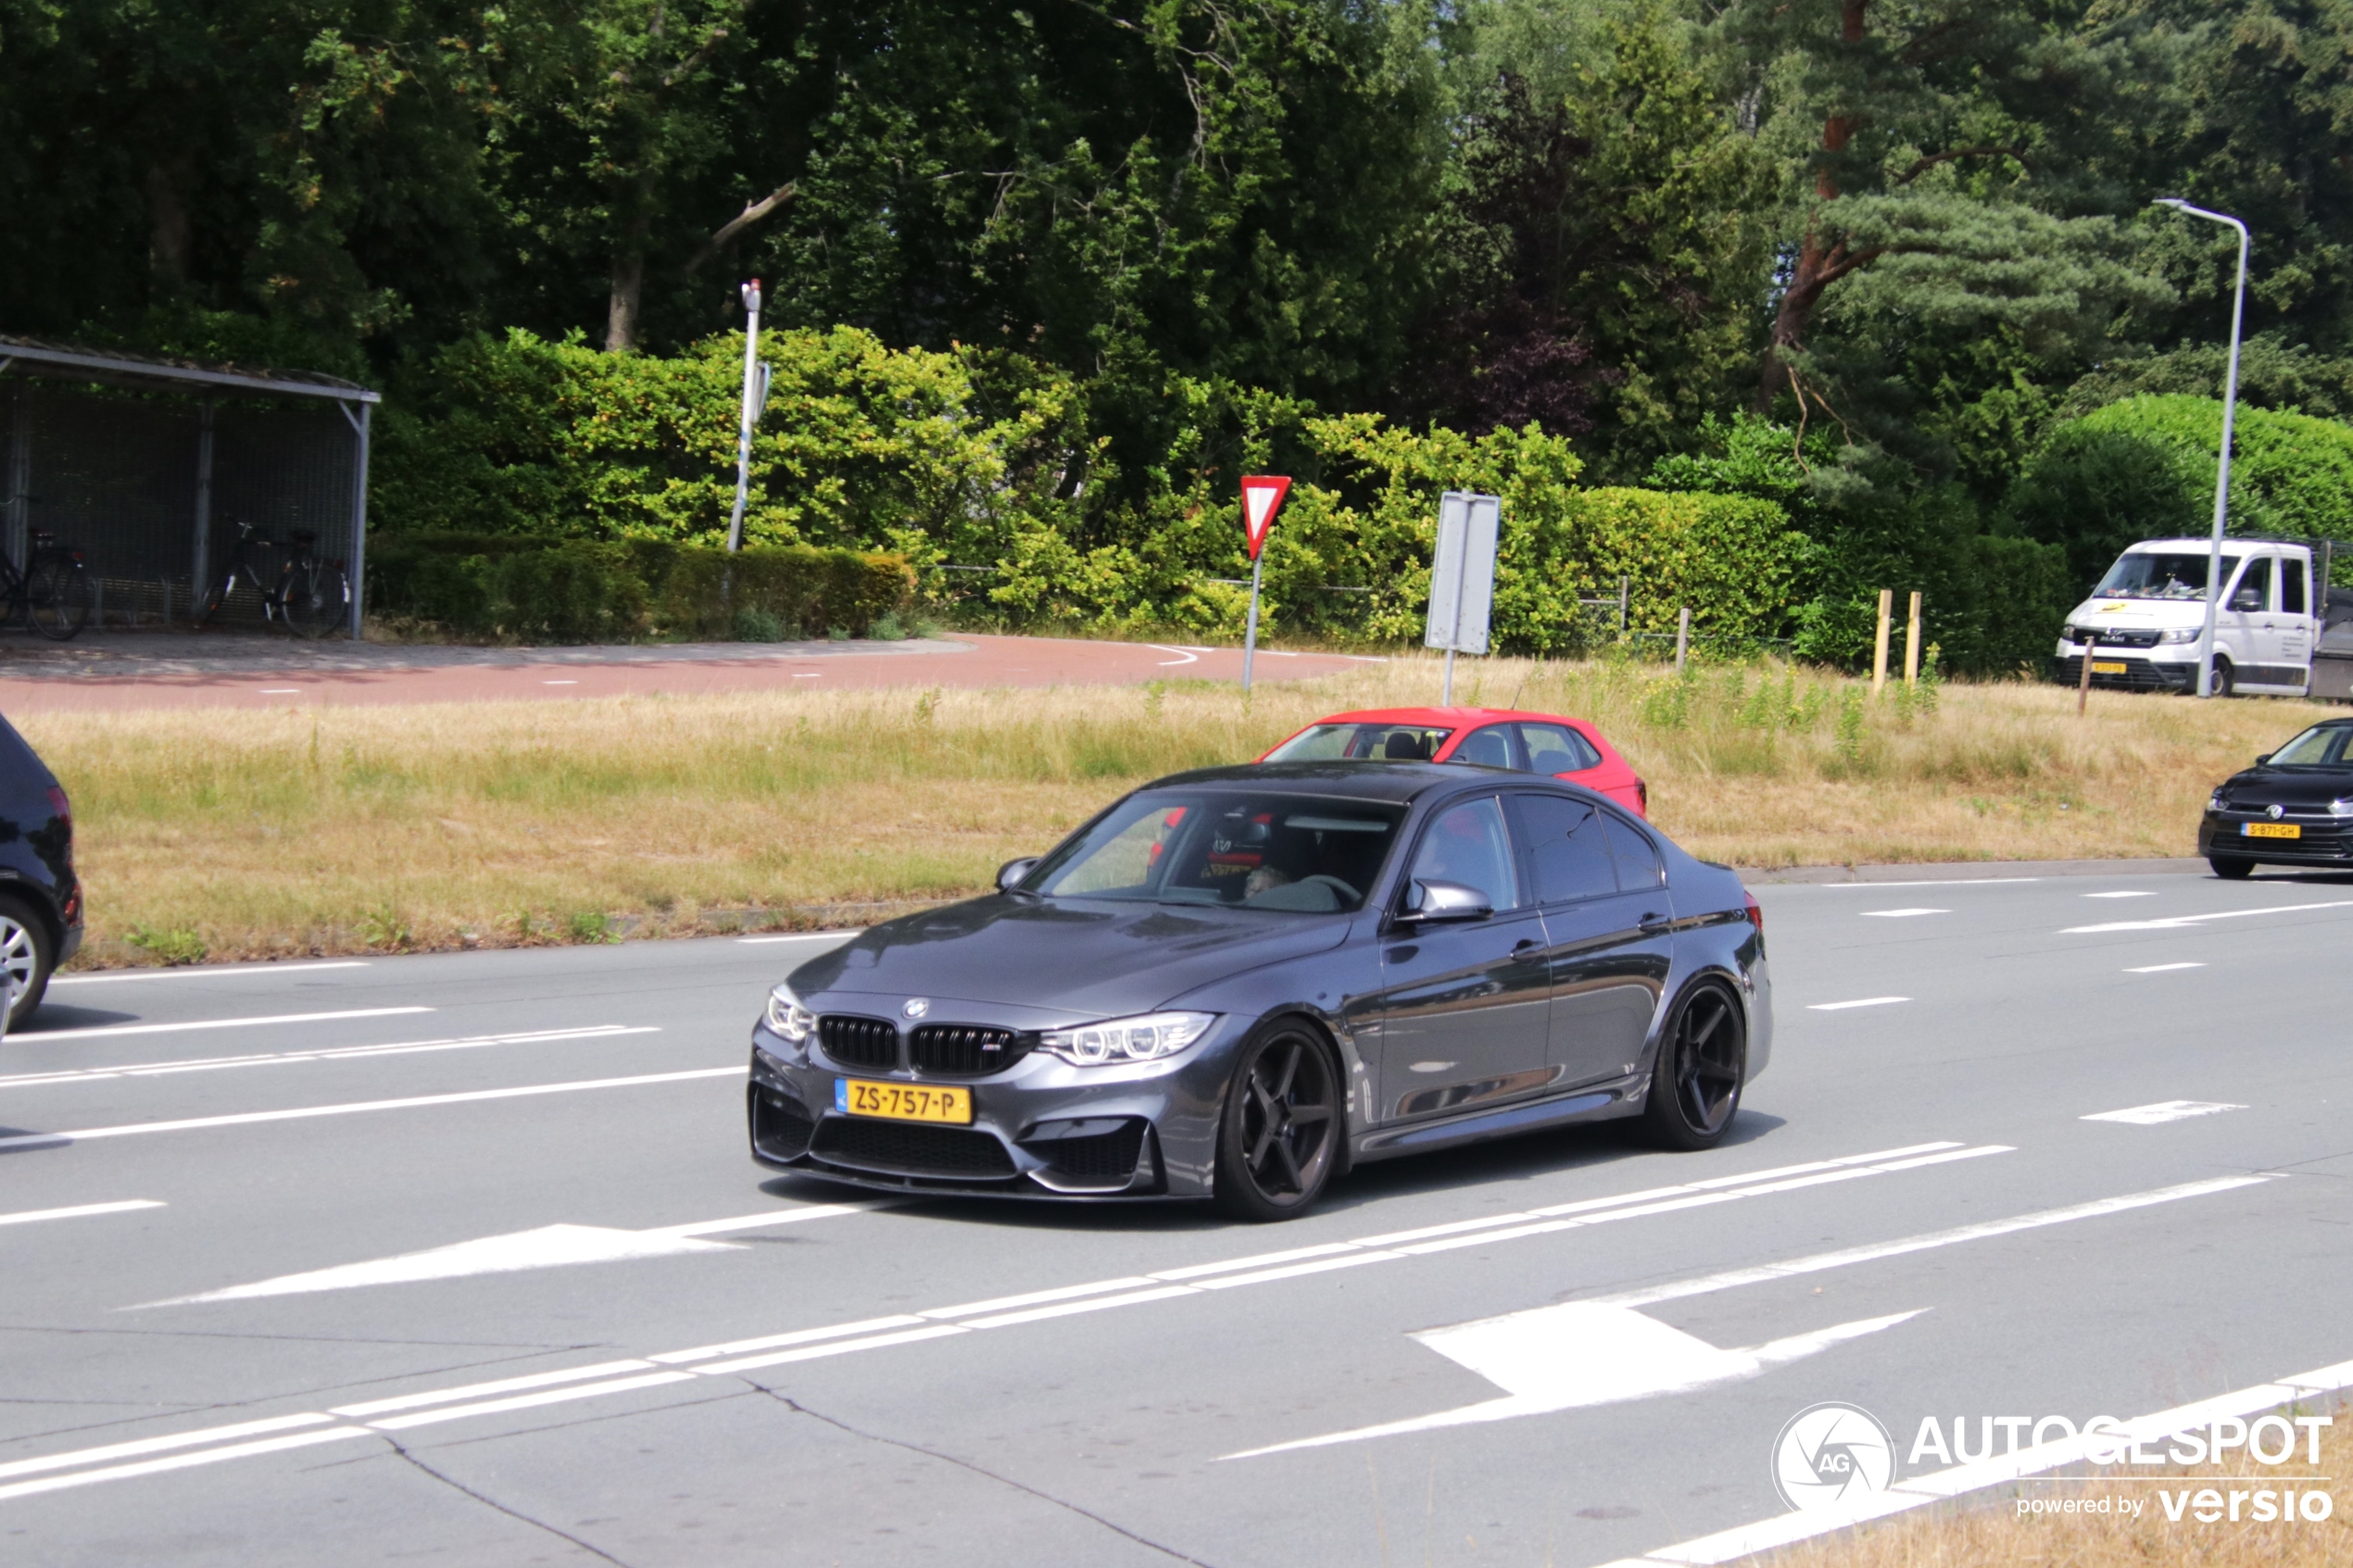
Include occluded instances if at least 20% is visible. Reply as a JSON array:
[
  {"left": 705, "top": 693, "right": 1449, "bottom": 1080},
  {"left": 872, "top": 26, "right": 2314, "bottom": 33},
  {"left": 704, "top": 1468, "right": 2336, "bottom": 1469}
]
[
  {"left": 726, "top": 280, "right": 763, "bottom": 554},
  {"left": 1241, "top": 551, "right": 1265, "bottom": 692},
  {"left": 1236, "top": 476, "right": 1291, "bottom": 694}
]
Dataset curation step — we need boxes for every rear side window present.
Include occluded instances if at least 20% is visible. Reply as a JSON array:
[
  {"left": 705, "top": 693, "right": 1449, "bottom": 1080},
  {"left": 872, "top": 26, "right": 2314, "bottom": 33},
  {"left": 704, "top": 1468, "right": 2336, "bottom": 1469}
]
[
  {"left": 2284, "top": 558, "right": 2309, "bottom": 616},
  {"left": 1600, "top": 811, "right": 1665, "bottom": 889},
  {"left": 1516, "top": 722, "right": 1603, "bottom": 774},
  {"left": 1511, "top": 793, "right": 1617, "bottom": 905}
]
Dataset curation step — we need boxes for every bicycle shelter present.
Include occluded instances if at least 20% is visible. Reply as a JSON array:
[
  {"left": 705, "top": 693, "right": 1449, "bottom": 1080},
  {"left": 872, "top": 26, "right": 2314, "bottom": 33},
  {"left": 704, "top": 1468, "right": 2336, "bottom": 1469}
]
[{"left": 0, "top": 335, "right": 377, "bottom": 637}]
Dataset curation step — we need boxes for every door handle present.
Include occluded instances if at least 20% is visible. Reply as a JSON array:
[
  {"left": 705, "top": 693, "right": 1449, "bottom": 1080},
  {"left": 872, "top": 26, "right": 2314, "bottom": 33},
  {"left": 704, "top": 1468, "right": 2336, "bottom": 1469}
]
[
  {"left": 1639, "top": 913, "right": 1672, "bottom": 935},
  {"left": 1511, "top": 937, "right": 1541, "bottom": 954}
]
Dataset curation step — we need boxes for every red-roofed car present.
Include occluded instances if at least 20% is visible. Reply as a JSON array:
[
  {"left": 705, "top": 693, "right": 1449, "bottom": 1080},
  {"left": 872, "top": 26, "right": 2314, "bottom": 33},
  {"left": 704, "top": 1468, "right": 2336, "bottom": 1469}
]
[{"left": 1257, "top": 708, "right": 1648, "bottom": 816}]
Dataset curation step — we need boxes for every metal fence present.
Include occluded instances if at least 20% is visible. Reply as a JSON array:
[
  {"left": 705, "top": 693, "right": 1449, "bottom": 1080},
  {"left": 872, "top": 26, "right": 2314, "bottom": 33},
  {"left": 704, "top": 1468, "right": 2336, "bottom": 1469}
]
[{"left": 0, "top": 337, "right": 375, "bottom": 635}]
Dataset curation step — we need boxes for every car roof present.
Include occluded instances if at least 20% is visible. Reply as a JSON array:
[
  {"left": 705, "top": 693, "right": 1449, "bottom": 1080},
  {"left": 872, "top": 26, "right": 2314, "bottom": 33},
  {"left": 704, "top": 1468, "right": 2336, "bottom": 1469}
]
[
  {"left": 1143, "top": 759, "right": 1515, "bottom": 803},
  {"left": 1290, "top": 707, "right": 1597, "bottom": 728}
]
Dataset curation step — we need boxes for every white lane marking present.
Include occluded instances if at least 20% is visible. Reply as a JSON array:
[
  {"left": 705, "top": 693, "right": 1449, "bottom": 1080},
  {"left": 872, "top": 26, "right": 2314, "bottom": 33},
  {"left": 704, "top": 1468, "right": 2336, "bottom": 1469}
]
[
  {"left": 0, "top": 1025, "right": 658, "bottom": 1089},
  {"left": 1806, "top": 997, "right": 1910, "bottom": 1011},
  {"left": 1227, "top": 1307, "right": 1927, "bottom": 1457},
  {"left": 0, "top": 1158, "right": 2252, "bottom": 1507},
  {"left": 257, "top": 688, "right": 301, "bottom": 695},
  {"left": 370, "top": 1372, "right": 695, "bottom": 1432},
  {"left": 541, "top": 680, "right": 577, "bottom": 685},
  {"left": 736, "top": 931, "right": 860, "bottom": 944},
  {"left": 0, "top": 1427, "right": 370, "bottom": 1504},
  {"left": 0, "top": 1066, "right": 744, "bottom": 1152},
  {"left": 16, "top": 1007, "right": 432, "bottom": 1043},
  {"left": 144, "top": 1201, "right": 881, "bottom": 1304},
  {"left": 0, "top": 1200, "right": 163, "bottom": 1228},
  {"left": 2082, "top": 890, "right": 2157, "bottom": 898},
  {"left": 2065, "top": 897, "right": 2353, "bottom": 935},
  {"left": 1860, "top": 908, "right": 1947, "bottom": 919},
  {"left": 2126, "top": 961, "right": 2206, "bottom": 973},
  {"left": 1144, "top": 645, "right": 1199, "bottom": 666},
  {"left": 1590, "top": 1175, "right": 2264, "bottom": 1311},
  {"left": 651, "top": 1315, "right": 927, "bottom": 1366},
  {"left": 1818, "top": 878, "right": 2039, "bottom": 888},
  {"left": 330, "top": 1361, "right": 657, "bottom": 1418},
  {"left": 0, "top": 1412, "right": 336, "bottom": 1483},
  {"left": 793, "top": 672, "right": 821, "bottom": 678},
  {"left": 2082, "top": 1099, "right": 2246, "bottom": 1125},
  {"left": 1617, "top": 1358, "right": 2353, "bottom": 1566},
  {"left": 52, "top": 961, "right": 371, "bottom": 986}
]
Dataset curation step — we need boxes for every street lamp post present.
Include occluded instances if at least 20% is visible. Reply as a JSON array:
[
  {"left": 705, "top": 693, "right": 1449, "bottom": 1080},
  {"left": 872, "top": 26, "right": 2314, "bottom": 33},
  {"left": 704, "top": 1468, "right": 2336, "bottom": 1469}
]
[{"left": 2155, "top": 199, "right": 2249, "bottom": 700}]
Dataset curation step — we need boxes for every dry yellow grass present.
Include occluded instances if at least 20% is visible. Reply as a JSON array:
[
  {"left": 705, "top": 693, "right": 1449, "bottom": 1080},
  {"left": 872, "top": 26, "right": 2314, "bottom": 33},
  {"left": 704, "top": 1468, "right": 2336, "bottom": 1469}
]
[
  {"left": 1760, "top": 1402, "right": 2349, "bottom": 1568},
  {"left": 18, "top": 651, "right": 2341, "bottom": 964}
]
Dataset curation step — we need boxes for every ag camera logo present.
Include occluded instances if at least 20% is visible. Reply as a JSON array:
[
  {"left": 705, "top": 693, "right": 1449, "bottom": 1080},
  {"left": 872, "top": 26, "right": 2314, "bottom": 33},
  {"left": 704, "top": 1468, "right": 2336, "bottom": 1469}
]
[{"left": 1773, "top": 1402, "right": 1896, "bottom": 1513}]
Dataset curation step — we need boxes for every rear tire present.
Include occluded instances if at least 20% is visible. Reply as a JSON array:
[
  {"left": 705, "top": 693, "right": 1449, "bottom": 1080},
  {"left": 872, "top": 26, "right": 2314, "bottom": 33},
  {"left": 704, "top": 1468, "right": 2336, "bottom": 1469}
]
[
  {"left": 1642, "top": 981, "right": 1745, "bottom": 1151},
  {"left": 2208, "top": 856, "right": 2255, "bottom": 880},
  {"left": 1213, "top": 1019, "right": 1342, "bottom": 1222},
  {"left": 25, "top": 557, "right": 93, "bottom": 642},
  {"left": 2210, "top": 657, "right": 2234, "bottom": 698},
  {"left": 283, "top": 560, "right": 348, "bottom": 640},
  {"left": 0, "top": 895, "right": 56, "bottom": 1031}
]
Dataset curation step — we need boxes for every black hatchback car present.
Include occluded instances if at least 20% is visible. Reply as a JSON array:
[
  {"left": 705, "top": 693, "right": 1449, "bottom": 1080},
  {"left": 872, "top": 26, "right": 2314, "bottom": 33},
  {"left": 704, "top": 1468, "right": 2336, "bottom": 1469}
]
[
  {"left": 0, "top": 715, "right": 79, "bottom": 1028},
  {"left": 2201, "top": 717, "right": 2353, "bottom": 877},
  {"left": 748, "top": 761, "right": 1769, "bottom": 1220}
]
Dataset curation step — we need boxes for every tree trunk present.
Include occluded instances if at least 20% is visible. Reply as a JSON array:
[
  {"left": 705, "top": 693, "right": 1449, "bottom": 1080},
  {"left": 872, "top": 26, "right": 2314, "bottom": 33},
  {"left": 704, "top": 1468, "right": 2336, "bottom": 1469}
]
[
  {"left": 145, "top": 153, "right": 195, "bottom": 295},
  {"left": 1757, "top": 0, "right": 1871, "bottom": 409},
  {"left": 606, "top": 193, "right": 652, "bottom": 352}
]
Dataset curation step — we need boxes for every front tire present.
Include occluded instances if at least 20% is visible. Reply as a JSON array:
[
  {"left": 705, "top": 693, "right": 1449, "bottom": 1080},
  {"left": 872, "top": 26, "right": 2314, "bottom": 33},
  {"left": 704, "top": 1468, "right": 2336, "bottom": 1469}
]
[
  {"left": 26, "top": 558, "right": 93, "bottom": 641},
  {"left": 1213, "top": 1019, "right": 1342, "bottom": 1222},
  {"left": 2209, "top": 856, "right": 2255, "bottom": 880},
  {"left": 2210, "top": 657, "right": 2235, "bottom": 698},
  {"left": 1642, "top": 981, "right": 1746, "bottom": 1151},
  {"left": 283, "top": 561, "right": 348, "bottom": 640},
  {"left": 0, "top": 895, "right": 56, "bottom": 1030}
]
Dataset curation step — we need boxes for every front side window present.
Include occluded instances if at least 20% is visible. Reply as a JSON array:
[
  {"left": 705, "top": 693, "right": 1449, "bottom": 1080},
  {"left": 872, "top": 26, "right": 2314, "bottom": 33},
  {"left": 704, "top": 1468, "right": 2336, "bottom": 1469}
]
[
  {"left": 2094, "top": 552, "right": 2243, "bottom": 600},
  {"left": 2232, "top": 556, "right": 2274, "bottom": 611},
  {"left": 1407, "top": 797, "right": 1523, "bottom": 910},
  {"left": 1516, "top": 721, "right": 1604, "bottom": 775},
  {"left": 1265, "top": 722, "right": 1453, "bottom": 763},
  {"left": 1027, "top": 792, "right": 1404, "bottom": 912},
  {"left": 2268, "top": 724, "right": 2353, "bottom": 767}
]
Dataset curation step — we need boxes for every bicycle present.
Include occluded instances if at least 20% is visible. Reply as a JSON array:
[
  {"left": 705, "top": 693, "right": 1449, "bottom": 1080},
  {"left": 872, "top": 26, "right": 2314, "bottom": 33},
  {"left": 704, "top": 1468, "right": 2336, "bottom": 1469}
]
[
  {"left": 0, "top": 529, "right": 95, "bottom": 641},
  {"left": 199, "top": 520, "right": 349, "bottom": 640}
]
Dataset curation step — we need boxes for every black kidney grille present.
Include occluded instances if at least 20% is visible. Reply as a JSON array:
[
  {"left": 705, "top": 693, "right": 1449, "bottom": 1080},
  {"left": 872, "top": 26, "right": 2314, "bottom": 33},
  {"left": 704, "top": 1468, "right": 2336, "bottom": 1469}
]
[
  {"left": 817, "top": 1014, "right": 900, "bottom": 1070},
  {"left": 910, "top": 1023, "right": 1028, "bottom": 1076},
  {"left": 810, "top": 1119, "right": 1017, "bottom": 1179}
]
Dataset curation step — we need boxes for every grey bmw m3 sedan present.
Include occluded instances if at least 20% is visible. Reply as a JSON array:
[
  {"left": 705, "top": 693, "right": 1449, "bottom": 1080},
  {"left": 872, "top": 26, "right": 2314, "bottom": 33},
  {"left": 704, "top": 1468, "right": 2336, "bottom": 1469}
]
[{"left": 747, "top": 760, "right": 1771, "bottom": 1220}]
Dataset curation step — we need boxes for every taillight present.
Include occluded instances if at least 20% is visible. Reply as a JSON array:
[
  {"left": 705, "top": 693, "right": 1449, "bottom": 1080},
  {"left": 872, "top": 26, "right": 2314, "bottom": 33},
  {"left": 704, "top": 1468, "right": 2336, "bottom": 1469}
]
[
  {"left": 1743, "top": 891, "right": 1763, "bottom": 942},
  {"left": 45, "top": 784, "right": 69, "bottom": 830}
]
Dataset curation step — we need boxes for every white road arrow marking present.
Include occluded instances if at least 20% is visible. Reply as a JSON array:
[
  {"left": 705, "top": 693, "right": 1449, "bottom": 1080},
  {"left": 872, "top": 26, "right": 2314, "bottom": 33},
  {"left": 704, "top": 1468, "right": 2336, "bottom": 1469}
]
[
  {"left": 2082, "top": 1099, "right": 2246, "bottom": 1125},
  {"left": 2063, "top": 897, "right": 2353, "bottom": 935},
  {"left": 138, "top": 1203, "right": 883, "bottom": 1305},
  {"left": 1226, "top": 1302, "right": 1925, "bottom": 1457}
]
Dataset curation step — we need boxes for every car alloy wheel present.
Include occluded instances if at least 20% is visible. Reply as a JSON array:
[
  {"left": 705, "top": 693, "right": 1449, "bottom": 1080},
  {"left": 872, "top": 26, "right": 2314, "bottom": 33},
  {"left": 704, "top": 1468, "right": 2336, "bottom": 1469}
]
[
  {"left": 0, "top": 898, "right": 53, "bottom": 1030},
  {"left": 1644, "top": 982, "right": 1744, "bottom": 1150},
  {"left": 1214, "top": 1021, "right": 1340, "bottom": 1221}
]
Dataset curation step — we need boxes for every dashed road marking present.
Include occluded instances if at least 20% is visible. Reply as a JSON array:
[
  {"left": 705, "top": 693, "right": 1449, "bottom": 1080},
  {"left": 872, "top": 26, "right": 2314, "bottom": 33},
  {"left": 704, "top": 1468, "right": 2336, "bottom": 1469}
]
[
  {"left": 1806, "top": 997, "right": 1910, "bottom": 1011},
  {"left": 2082, "top": 1100, "right": 2246, "bottom": 1125}
]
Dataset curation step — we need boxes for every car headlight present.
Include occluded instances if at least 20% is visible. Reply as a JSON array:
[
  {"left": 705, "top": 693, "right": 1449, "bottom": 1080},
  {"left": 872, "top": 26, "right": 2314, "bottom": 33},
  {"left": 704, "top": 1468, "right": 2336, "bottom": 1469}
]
[
  {"left": 2208, "top": 789, "right": 2225, "bottom": 811},
  {"left": 2333, "top": 798, "right": 2353, "bottom": 820},
  {"left": 764, "top": 984, "right": 815, "bottom": 1043},
  {"left": 1039, "top": 1011, "right": 1216, "bottom": 1066},
  {"left": 2159, "top": 627, "right": 2201, "bottom": 645}
]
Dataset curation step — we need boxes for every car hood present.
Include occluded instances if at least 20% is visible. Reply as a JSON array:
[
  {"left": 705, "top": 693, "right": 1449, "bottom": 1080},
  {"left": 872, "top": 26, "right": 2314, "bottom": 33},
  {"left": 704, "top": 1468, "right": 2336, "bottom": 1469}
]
[
  {"left": 787, "top": 895, "right": 1354, "bottom": 1021},
  {"left": 2217, "top": 768, "right": 2353, "bottom": 808},
  {"left": 2067, "top": 598, "right": 2206, "bottom": 627}
]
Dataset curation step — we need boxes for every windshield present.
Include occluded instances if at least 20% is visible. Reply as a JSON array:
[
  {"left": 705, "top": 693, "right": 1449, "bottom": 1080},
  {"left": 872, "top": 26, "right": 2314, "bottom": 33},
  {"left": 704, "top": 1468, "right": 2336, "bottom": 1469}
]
[
  {"left": 1026, "top": 792, "right": 1405, "bottom": 912},
  {"left": 1265, "top": 722, "right": 1453, "bottom": 763},
  {"left": 2267, "top": 724, "right": 2353, "bottom": 767},
  {"left": 2093, "top": 551, "right": 2243, "bottom": 600}
]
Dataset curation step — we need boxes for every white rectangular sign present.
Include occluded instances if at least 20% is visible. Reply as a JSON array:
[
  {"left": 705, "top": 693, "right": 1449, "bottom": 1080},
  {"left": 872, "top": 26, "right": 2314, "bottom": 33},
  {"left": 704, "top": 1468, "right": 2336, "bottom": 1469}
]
[{"left": 1425, "top": 491, "right": 1499, "bottom": 655}]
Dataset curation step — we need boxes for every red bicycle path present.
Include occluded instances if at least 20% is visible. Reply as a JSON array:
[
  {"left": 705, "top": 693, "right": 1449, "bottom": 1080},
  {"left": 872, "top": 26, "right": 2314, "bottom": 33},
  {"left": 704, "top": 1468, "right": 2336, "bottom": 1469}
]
[{"left": 0, "top": 633, "right": 1386, "bottom": 715}]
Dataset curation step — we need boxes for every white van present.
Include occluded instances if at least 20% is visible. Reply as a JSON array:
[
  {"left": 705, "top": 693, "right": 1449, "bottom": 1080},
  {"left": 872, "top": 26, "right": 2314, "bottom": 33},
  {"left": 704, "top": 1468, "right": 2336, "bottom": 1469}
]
[{"left": 2057, "top": 537, "right": 2330, "bottom": 696}]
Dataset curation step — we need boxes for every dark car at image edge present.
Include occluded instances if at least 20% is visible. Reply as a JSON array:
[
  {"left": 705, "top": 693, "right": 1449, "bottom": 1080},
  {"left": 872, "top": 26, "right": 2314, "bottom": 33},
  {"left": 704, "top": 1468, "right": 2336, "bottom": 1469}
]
[
  {"left": 2200, "top": 716, "right": 2353, "bottom": 877},
  {"left": 0, "top": 713, "right": 81, "bottom": 1028},
  {"left": 746, "top": 760, "right": 1769, "bottom": 1220}
]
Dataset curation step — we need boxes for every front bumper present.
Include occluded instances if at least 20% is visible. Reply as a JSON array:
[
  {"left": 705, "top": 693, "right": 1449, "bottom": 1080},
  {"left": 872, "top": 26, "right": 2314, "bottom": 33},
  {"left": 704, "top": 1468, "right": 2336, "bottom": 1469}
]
[
  {"left": 2199, "top": 810, "right": 2353, "bottom": 863},
  {"left": 2053, "top": 652, "right": 2196, "bottom": 693},
  {"left": 746, "top": 1019, "right": 1238, "bottom": 1199}
]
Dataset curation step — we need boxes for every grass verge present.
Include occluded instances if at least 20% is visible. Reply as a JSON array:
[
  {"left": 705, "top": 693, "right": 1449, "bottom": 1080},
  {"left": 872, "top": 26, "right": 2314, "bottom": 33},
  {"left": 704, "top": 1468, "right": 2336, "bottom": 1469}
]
[
  {"left": 1761, "top": 1400, "right": 2348, "bottom": 1567},
  {"left": 22, "top": 653, "right": 2339, "bottom": 964}
]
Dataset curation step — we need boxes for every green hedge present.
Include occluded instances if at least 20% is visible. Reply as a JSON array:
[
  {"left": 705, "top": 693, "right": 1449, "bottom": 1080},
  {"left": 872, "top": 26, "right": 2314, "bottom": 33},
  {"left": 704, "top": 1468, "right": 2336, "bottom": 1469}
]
[{"left": 368, "top": 534, "right": 913, "bottom": 642}]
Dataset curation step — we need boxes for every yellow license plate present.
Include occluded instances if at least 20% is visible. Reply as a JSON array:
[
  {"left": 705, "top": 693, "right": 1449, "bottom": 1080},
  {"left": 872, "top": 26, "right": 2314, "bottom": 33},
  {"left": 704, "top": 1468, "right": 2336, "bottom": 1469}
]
[
  {"left": 2091, "top": 661, "right": 2128, "bottom": 674},
  {"left": 2242, "top": 822, "right": 2301, "bottom": 839},
  {"left": 836, "top": 1078, "right": 973, "bottom": 1123}
]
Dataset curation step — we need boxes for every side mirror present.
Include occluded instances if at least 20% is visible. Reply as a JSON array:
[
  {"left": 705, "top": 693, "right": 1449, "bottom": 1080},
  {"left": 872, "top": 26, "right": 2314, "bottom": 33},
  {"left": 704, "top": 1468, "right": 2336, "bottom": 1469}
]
[
  {"left": 2232, "top": 589, "right": 2263, "bottom": 612},
  {"left": 2254, "top": 754, "right": 2271, "bottom": 767},
  {"left": 1395, "top": 879, "right": 1492, "bottom": 924},
  {"left": 996, "top": 858, "right": 1038, "bottom": 893}
]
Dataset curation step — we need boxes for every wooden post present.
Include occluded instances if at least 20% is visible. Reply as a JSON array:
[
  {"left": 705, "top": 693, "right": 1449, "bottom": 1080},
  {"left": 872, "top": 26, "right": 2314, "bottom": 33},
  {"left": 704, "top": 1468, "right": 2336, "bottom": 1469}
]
[
  {"left": 2078, "top": 634, "right": 2096, "bottom": 716},
  {"left": 1674, "top": 607, "right": 1690, "bottom": 675},
  {"left": 1904, "top": 591, "right": 1922, "bottom": 685},
  {"left": 1871, "top": 588, "right": 1893, "bottom": 696}
]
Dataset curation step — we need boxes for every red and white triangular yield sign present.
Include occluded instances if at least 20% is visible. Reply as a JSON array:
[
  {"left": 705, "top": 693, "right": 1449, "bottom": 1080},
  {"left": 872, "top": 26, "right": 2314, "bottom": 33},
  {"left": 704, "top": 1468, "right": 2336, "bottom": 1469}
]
[{"left": 1239, "top": 475, "right": 1291, "bottom": 560}]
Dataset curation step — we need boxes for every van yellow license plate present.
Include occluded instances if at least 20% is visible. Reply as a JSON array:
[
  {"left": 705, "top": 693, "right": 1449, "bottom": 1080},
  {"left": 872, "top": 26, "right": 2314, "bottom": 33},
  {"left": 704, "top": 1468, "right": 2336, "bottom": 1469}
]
[
  {"left": 2243, "top": 822, "right": 2301, "bottom": 839},
  {"left": 2091, "top": 661, "right": 2128, "bottom": 674},
  {"left": 835, "top": 1078, "right": 973, "bottom": 1123}
]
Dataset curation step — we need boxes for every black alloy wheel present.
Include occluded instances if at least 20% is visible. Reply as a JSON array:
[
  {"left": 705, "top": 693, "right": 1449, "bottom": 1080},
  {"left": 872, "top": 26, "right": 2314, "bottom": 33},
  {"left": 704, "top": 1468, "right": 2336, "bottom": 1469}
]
[
  {"left": 1643, "top": 982, "right": 1745, "bottom": 1151},
  {"left": 1214, "top": 1021, "right": 1341, "bottom": 1221},
  {"left": 2208, "top": 856, "right": 2255, "bottom": 880}
]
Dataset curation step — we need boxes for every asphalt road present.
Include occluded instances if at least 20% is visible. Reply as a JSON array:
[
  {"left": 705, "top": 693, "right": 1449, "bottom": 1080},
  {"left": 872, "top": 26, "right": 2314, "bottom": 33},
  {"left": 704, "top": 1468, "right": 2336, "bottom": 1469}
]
[{"left": 1, "top": 866, "right": 2347, "bottom": 1566}]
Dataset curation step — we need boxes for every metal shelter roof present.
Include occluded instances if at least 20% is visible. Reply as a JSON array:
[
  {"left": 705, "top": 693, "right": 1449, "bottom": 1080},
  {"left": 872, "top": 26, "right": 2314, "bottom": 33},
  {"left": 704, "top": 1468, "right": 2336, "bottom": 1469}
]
[{"left": 0, "top": 334, "right": 379, "bottom": 405}]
